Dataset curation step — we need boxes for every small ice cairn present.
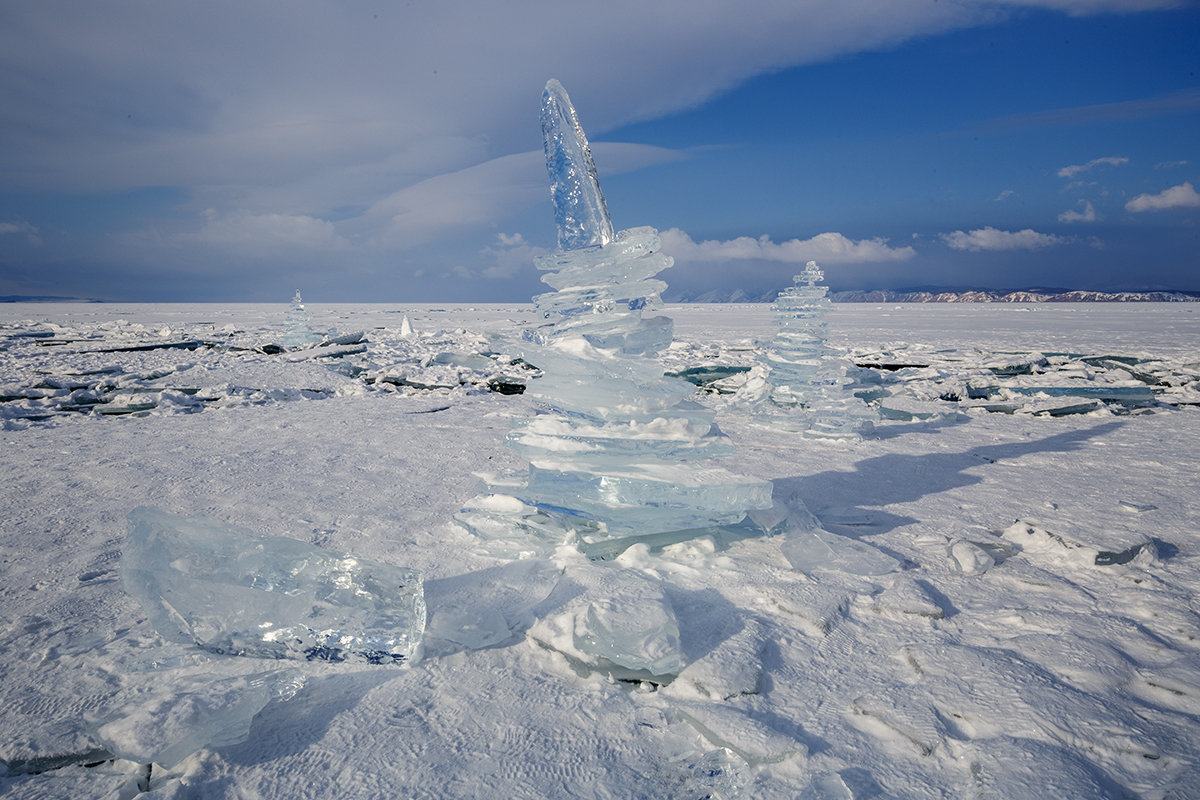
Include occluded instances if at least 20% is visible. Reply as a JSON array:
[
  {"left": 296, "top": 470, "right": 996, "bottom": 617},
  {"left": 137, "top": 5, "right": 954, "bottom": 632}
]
[
  {"left": 765, "top": 261, "right": 832, "bottom": 388},
  {"left": 281, "top": 289, "right": 322, "bottom": 347},
  {"left": 760, "top": 262, "right": 873, "bottom": 438},
  {"left": 456, "top": 79, "right": 773, "bottom": 556}
]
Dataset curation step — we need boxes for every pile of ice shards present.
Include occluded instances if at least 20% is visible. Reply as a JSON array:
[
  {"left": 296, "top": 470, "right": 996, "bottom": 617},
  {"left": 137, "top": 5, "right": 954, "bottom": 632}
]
[
  {"left": 0, "top": 312, "right": 535, "bottom": 423},
  {"left": 849, "top": 347, "right": 1200, "bottom": 420}
]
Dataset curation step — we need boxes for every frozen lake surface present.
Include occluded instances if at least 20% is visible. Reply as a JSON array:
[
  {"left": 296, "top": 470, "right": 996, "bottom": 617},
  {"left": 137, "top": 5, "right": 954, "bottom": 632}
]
[{"left": 1, "top": 302, "right": 1198, "bottom": 798}]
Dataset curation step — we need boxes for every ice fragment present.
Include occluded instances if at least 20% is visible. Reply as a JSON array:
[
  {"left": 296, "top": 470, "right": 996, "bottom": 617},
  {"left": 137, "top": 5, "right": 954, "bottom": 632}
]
[
  {"left": 541, "top": 79, "right": 614, "bottom": 251},
  {"left": 122, "top": 507, "right": 425, "bottom": 664},
  {"left": 781, "top": 528, "right": 900, "bottom": 576},
  {"left": 87, "top": 668, "right": 303, "bottom": 768},
  {"left": 529, "top": 566, "right": 681, "bottom": 680},
  {"left": 949, "top": 539, "right": 995, "bottom": 576}
]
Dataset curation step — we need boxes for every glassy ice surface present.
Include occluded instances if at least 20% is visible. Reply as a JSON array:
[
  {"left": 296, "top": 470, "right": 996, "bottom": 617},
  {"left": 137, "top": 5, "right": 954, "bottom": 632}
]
[
  {"left": 123, "top": 507, "right": 425, "bottom": 663},
  {"left": 780, "top": 528, "right": 900, "bottom": 576},
  {"left": 541, "top": 79, "right": 614, "bottom": 251},
  {"left": 456, "top": 81, "right": 772, "bottom": 553},
  {"left": 424, "top": 559, "right": 561, "bottom": 650},
  {"left": 676, "top": 748, "right": 749, "bottom": 799},
  {"left": 87, "top": 667, "right": 304, "bottom": 768},
  {"left": 281, "top": 289, "right": 322, "bottom": 348}
]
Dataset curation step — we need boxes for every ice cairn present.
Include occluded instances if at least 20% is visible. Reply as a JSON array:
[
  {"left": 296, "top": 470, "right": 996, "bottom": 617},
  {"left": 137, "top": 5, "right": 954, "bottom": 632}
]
[
  {"left": 456, "top": 79, "right": 773, "bottom": 560},
  {"left": 750, "top": 261, "right": 874, "bottom": 438},
  {"left": 281, "top": 289, "right": 322, "bottom": 347}
]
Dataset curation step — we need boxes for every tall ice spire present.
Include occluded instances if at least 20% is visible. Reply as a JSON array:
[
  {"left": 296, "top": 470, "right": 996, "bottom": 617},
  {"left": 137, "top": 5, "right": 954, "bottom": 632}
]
[{"left": 541, "top": 78, "right": 614, "bottom": 251}]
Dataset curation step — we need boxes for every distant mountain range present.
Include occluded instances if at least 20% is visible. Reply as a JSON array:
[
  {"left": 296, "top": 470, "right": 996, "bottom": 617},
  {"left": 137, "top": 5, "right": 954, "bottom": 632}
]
[
  {"left": 666, "top": 288, "right": 1200, "bottom": 303},
  {"left": 0, "top": 295, "right": 103, "bottom": 303}
]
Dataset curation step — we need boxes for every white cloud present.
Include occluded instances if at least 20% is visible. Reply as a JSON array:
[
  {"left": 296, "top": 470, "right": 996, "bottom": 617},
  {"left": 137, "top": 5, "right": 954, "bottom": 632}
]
[
  {"left": 994, "top": 189, "right": 1017, "bottom": 201},
  {"left": 1058, "top": 200, "right": 1097, "bottom": 223},
  {"left": 940, "top": 226, "right": 1068, "bottom": 251},
  {"left": 359, "top": 143, "right": 683, "bottom": 248},
  {"left": 1125, "top": 182, "right": 1200, "bottom": 212},
  {"left": 479, "top": 232, "right": 549, "bottom": 280},
  {"left": 0, "top": 1, "right": 1167, "bottom": 201},
  {"left": 660, "top": 228, "right": 916, "bottom": 264},
  {"left": 1057, "top": 156, "right": 1129, "bottom": 178},
  {"left": 0, "top": 220, "right": 41, "bottom": 245},
  {"left": 1155, "top": 160, "right": 1189, "bottom": 169},
  {"left": 187, "top": 209, "right": 349, "bottom": 251}
]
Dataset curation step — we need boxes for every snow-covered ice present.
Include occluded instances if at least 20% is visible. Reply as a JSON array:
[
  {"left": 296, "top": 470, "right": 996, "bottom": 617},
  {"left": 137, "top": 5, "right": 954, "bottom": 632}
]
[{"left": 1, "top": 300, "right": 1199, "bottom": 798}]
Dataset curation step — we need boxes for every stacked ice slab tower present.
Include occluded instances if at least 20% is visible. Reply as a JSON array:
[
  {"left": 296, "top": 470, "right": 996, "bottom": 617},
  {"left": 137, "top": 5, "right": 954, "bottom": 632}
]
[
  {"left": 760, "top": 262, "right": 874, "bottom": 438},
  {"left": 457, "top": 80, "right": 772, "bottom": 556},
  {"left": 765, "top": 261, "right": 832, "bottom": 388},
  {"left": 281, "top": 289, "right": 322, "bottom": 347}
]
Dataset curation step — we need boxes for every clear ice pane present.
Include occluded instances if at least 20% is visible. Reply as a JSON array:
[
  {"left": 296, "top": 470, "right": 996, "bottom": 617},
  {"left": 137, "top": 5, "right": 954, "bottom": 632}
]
[
  {"left": 122, "top": 507, "right": 425, "bottom": 664},
  {"left": 541, "top": 79, "right": 614, "bottom": 251}
]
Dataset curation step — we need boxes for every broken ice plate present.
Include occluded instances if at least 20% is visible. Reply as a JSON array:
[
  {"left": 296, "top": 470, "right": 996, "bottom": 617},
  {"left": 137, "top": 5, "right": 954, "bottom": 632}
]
[
  {"left": 781, "top": 528, "right": 900, "bottom": 576},
  {"left": 122, "top": 507, "right": 426, "bottom": 664}
]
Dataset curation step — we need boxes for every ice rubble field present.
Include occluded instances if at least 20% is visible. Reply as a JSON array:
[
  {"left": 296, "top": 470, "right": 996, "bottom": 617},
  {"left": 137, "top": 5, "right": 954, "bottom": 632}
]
[{"left": 1, "top": 301, "right": 1199, "bottom": 799}]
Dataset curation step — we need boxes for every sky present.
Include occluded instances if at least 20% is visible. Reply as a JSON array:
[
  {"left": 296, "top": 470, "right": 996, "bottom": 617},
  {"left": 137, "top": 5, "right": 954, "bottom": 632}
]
[{"left": 1, "top": 0, "right": 1197, "bottom": 302}]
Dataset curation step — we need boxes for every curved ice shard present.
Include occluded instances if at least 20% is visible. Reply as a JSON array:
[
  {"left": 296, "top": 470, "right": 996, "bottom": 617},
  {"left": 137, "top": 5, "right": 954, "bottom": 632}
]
[{"left": 541, "top": 79, "right": 614, "bottom": 251}]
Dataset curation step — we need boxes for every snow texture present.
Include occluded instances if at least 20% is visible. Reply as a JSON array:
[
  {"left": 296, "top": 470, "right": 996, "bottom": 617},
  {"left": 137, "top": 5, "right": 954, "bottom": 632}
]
[{"left": 1, "top": 301, "right": 1199, "bottom": 798}]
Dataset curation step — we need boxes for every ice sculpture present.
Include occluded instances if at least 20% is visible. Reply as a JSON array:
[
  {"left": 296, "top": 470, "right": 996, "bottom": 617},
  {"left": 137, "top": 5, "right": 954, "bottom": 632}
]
[
  {"left": 281, "top": 289, "right": 322, "bottom": 347},
  {"left": 456, "top": 80, "right": 772, "bottom": 555},
  {"left": 751, "top": 262, "right": 874, "bottom": 438},
  {"left": 122, "top": 507, "right": 426, "bottom": 664}
]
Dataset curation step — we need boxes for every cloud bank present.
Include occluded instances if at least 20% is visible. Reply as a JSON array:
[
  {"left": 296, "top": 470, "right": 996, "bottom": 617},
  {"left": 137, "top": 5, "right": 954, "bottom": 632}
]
[
  {"left": 1125, "top": 182, "right": 1200, "bottom": 212},
  {"left": 659, "top": 229, "right": 916, "bottom": 265},
  {"left": 940, "top": 227, "right": 1068, "bottom": 251}
]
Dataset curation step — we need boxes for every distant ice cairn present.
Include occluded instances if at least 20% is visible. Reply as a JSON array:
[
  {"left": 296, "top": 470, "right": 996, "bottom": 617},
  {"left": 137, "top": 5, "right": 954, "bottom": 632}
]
[
  {"left": 753, "top": 262, "right": 874, "bottom": 438},
  {"left": 456, "top": 79, "right": 773, "bottom": 557},
  {"left": 122, "top": 507, "right": 426, "bottom": 664},
  {"left": 281, "top": 289, "right": 322, "bottom": 347}
]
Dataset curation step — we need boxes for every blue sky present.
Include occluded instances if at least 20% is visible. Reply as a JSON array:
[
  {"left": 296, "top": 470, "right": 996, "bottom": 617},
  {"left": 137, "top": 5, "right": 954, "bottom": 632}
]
[{"left": 1, "top": 0, "right": 1197, "bottom": 302}]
